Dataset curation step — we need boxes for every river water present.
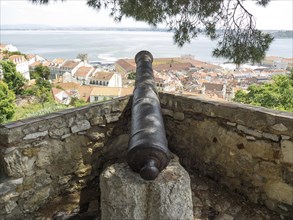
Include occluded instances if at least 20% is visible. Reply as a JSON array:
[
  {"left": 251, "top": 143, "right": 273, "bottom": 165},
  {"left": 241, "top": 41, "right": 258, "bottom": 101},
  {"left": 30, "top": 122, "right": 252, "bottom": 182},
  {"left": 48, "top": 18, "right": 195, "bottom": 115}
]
[{"left": 2, "top": 30, "right": 292, "bottom": 63}]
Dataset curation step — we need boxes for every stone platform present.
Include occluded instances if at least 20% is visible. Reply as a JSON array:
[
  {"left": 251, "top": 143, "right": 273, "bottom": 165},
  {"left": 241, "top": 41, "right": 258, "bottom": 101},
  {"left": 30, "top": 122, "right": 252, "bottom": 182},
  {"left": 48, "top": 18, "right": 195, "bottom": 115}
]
[{"left": 100, "top": 158, "right": 193, "bottom": 220}]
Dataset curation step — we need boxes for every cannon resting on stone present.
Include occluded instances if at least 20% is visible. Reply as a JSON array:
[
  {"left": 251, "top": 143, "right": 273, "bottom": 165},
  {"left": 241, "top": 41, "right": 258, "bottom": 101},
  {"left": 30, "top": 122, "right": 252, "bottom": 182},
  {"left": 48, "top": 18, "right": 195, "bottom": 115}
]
[{"left": 127, "top": 51, "right": 171, "bottom": 181}]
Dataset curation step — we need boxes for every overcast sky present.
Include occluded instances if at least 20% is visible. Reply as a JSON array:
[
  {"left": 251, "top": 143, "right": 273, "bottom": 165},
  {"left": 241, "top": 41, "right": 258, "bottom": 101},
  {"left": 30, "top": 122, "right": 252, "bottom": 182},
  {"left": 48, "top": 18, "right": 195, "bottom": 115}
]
[{"left": 1, "top": 0, "right": 292, "bottom": 30}]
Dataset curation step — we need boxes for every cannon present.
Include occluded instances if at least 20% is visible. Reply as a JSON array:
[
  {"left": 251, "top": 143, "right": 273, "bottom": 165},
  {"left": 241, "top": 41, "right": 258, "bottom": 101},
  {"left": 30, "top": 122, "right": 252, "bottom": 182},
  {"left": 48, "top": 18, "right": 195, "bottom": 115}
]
[{"left": 127, "top": 51, "right": 171, "bottom": 181}]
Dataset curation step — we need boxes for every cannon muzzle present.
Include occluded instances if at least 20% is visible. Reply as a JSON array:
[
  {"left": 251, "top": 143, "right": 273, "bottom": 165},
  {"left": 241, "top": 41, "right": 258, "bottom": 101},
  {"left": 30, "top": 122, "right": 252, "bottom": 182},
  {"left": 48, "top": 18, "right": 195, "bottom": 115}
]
[{"left": 127, "top": 51, "right": 171, "bottom": 181}]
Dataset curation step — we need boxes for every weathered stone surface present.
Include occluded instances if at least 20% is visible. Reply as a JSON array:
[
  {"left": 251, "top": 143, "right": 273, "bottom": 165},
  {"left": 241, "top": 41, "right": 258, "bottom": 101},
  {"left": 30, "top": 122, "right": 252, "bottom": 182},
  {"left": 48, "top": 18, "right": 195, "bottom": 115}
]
[
  {"left": 264, "top": 181, "right": 293, "bottom": 205},
  {"left": 22, "top": 186, "right": 51, "bottom": 212},
  {"left": 281, "top": 140, "right": 293, "bottom": 164},
  {"left": 100, "top": 159, "right": 193, "bottom": 220},
  {"left": 2, "top": 201, "right": 18, "bottom": 214},
  {"left": 161, "top": 108, "right": 174, "bottom": 117},
  {"left": 237, "top": 125, "right": 262, "bottom": 138},
  {"left": 105, "top": 113, "right": 121, "bottom": 123},
  {"left": 49, "top": 127, "right": 70, "bottom": 138},
  {"left": 0, "top": 178, "right": 23, "bottom": 197},
  {"left": 23, "top": 130, "right": 48, "bottom": 140},
  {"left": 174, "top": 112, "right": 185, "bottom": 120},
  {"left": 86, "top": 131, "right": 105, "bottom": 141},
  {"left": 22, "top": 147, "right": 40, "bottom": 157},
  {"left": 262, "top": 132, "right": 279, "bottom": 142},
  {"left": 2, "top": 150, "right": 35, "bottom": 177},
  {"left": 227, "top": 122, "right": 236, "bottom": 126},
  {"left": 272, "top": 123, "right": 288, "bottom": 132},
  {"left": 90, "top": 116, "right": 104, "bottom": 125},
  {"left": 71, "top": 120, "right": 91, "bottom": 133}
]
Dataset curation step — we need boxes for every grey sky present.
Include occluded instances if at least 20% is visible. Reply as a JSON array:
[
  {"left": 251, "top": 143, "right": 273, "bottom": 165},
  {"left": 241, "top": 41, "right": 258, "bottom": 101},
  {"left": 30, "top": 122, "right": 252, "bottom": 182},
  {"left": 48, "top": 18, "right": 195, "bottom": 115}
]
[{"left": 1, "top": 0, "right": 292, "bottom": 30}]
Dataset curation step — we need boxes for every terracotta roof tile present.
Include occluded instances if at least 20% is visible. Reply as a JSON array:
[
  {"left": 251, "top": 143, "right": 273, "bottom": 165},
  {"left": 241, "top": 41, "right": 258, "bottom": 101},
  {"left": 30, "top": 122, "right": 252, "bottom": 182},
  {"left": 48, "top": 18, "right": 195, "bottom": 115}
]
[
  {"left": 203, "top": 82, "right": 224, "bottom": 91},
  {"left": 91, "top": 71, "right": 114, "bottom": 81},
  {"left": 61, "top": 60, "right": 80, "bottom": 69},
  {"left": 74, "top": 66, "right": 93, "bottom": 77}
]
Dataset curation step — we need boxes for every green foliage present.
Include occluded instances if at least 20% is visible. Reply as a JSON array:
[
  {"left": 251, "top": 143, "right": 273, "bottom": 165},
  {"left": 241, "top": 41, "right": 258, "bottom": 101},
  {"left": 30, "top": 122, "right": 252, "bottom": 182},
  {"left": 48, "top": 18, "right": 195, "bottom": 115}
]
[
  {"left": 11, "top": 102, "right": 68, "bottom": 121},
  {"left": 213, "top": 30, "right": 274, "bottom": 66},
  {"left": 0, "top": 60, "right": 27, "bottom": 95},
  {"left": 76, "top": 53, "right": 88, "bottom": 62},
  {"left": 30, "top": 65, "right": 50, "bottom": 80},
  {"left": 31, "top": 0, "right": 274, "bottom": 65},
  {"left": 34, "top": 78, "right": 53, "bottom": 106},
  {"left": 233, "top": 70, "right": 293, "bottom": 112},
  {"left": 22, "top": 78, "right": 53, "bottom": 106},
  {"left": 127, "top": 71, "right": 136, "bottom": 80},
  {"left": 70, "top": 97, "right": 87, "bottom": 107},
  {"left": 0, "top": 81, "right": 16, "bottom": 123},
  {"left": 2, "top": 51, "right": 27, "bottom": 59}
]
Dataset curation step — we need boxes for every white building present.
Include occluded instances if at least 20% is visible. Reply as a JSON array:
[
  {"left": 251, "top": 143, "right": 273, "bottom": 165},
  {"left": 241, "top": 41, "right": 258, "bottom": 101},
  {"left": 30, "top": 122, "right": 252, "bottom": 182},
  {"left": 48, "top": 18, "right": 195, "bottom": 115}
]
[
  {"left": 89, "top": 71, "right": 122, "bottom": 87},
  {"left": 8, "top": 55, "right": 30, "bottom": 80},
  {"left": 26, "top": 54, "right": 46, "bottom": 65},
  {"left": 52, "top": 87, "right": 71, "bottom": 105},
  {"left": 59, "top": 60, "right": 84, "bottom": 76},
  {"left": 49, "top": 58, "right": 66, "bottom": 79},
  {"left": 0, "top": 44, "right": 18, "bottom": 52},
  {"left": 73, "top": 66, "right": 95, "bottom": 85}
]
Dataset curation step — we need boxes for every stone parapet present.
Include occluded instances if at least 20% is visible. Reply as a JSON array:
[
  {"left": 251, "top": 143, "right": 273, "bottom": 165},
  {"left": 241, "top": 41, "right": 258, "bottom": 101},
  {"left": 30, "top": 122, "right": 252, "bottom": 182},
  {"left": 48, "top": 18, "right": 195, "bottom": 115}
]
[
  {"left": 159, "top": 92, "right": 293, "bottom": 217},
  {"left": 0, "top": 92, "right": 292, "bottom": 218},
  {"left": 0, "top": 96, "right": 131, "bottom": 219}
]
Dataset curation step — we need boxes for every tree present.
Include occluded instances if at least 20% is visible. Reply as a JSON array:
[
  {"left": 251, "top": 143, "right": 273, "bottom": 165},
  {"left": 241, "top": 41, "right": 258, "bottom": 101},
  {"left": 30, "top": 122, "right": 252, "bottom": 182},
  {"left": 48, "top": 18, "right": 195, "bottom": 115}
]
[
  {"left": 233, "top": 70, "right": 293, "bottom": 112},
  {"left": 77, "top": 53, "right": 88, "bottom": 62},
  {"left": 34, "top": 78, "right": 53, "bottom": 106},
  {"left": 0, "top": 60, "right": 27, "bottom": 95},
  {"left": 32, "top": 0, "right": 274, "bottom": 65},
  {"left": 0, "top": 82, "right": 16, "bottom": 123},
  {"left": 30, "top": 64, "right": 50, "bottom": 80}
]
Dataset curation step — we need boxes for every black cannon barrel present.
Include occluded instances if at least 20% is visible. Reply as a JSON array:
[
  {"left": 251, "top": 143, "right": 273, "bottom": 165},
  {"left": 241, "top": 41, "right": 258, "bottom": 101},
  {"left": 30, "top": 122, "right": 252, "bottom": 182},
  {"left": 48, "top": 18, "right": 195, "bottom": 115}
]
[{"left": 127, "top": 50, "right": 171, "bottom": 181}]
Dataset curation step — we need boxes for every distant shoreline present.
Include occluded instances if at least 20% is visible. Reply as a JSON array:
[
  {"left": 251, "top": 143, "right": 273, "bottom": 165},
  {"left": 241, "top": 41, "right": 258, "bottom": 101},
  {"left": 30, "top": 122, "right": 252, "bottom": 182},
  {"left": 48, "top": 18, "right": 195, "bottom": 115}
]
[{"left": 1, "top": 27, "right": 293, "bottom": 39}]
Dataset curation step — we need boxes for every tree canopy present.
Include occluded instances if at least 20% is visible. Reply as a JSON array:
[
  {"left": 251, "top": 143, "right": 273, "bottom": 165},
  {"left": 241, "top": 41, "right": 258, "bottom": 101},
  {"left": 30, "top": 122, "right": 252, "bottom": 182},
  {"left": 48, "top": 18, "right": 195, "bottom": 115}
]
[
  {"left": 233, "top": 70, "right": 293, "bottom": 112},
  {"left": 31, "top": 0, "right": 273, "bottom": 65},
  {"left": 0, "top": 60, "right": 27, "bottom": 95},
  {"left": 30, "top": 64, "right": 50, "bottom": 80},
  {"left": 0, "top": 81, "right": 16, "bottom": 123}
]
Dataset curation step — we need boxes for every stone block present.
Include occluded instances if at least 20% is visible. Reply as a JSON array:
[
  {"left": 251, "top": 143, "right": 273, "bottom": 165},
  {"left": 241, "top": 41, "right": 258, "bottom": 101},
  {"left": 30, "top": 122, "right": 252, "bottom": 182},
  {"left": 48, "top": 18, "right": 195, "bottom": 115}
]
[
  {"left": 174, "top": 112, "right": 185, "bottom": 121},
  {"left": 100, "top": 159, "right": 193, "bottom": 220},
  {"left": 0, "top": 178, "right": 23, "bottom": 197},
  {"left": 71, "top": 120, "right": 91, "bottom": 133},
  {"left": 281, "top": 140, "right": 293, "bottom": 164},
  {"left": 272, "top": 123, "right": 288, "bottom": 132},
  {"left": 237, "top": 125, "right": 262, "bottom": 138},
  {"left": 105, "top": 113, "right": 121, "bottom": 123},
  {"left": 2, "top": 150, "right": 35, "bottom": 177},
  {"left": 265, "top": 181, "right": 293, "bottom": 205},
  {"left": 262, "top": 132, "right": 279, "bottom": 142},
  {"left": 161, "top": 108, "right": 174, "bottom": 117},
  {"left": 23, "top": 130, "right": 48, "bottom": 140},
  {"left": 49, "top": 127, "right": 70, "bottom": 138},
  {"left": 90, "top": 116, "right": 104, "bottom": 125}
]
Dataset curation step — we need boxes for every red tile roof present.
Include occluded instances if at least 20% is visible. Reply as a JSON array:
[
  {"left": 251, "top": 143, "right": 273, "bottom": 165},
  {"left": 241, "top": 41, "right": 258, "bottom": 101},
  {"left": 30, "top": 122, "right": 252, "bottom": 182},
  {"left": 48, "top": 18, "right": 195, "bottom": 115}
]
[
  {"left": 74, "top": 66, "right": 93, "bottom": 77},
  {"left": 61, "top": 60, "right": 80, "bottom": 69},
  {"left": 91, "top": 71, "right": 114, "bottom": 81}
]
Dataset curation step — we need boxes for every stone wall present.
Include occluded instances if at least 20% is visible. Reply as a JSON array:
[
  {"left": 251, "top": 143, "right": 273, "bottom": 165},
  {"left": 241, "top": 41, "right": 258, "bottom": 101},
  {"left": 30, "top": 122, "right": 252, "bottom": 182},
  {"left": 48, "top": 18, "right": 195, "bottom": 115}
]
[
  {"left": 0, "top": 93, "right": 292, "bottom": 218},
  {"left": 159, "top": 93, "right": 293, "bottom": 217},
  {"left": 0, "top": 96, "right": 131, "bottom": 219}
]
